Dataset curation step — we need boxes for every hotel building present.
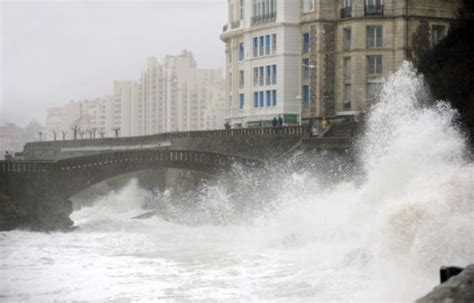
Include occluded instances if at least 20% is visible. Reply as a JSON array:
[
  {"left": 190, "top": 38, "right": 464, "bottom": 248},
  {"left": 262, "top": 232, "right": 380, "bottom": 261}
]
[{"left": 222, "top": 0, "right": 461, "bottom": 125}]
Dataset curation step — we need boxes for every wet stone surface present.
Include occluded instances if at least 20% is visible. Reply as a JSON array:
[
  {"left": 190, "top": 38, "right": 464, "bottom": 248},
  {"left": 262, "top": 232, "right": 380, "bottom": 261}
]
[{"left": 417, "top": 265, "right": 474, "bottom": 303}]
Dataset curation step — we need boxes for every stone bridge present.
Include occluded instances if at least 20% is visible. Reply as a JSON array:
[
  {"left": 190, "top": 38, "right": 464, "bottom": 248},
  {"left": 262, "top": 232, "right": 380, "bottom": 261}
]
[
  {"left": 0, "top": 149, "right": 263, "bottom": 231},
  {"left": 0, "top": 124, "right": 358, "bottom": 231},
  {"left": 17, "top": 125, "right": 355, "bottom": 161}
]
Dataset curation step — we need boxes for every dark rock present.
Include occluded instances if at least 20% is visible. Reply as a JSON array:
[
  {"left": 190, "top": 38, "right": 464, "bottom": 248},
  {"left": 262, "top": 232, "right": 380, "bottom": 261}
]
[{"left": 417, "top": 264, "right": 474, "bottom": 303}]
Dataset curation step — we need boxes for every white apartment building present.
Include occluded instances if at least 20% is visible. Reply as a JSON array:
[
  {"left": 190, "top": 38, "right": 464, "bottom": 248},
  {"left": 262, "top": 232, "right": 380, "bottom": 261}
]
[
  {"left": 45, "top": 51, "right": 227, "bottom": 139},
  {"left": 221, "top": 0, "right": 302, "bottom": 127},
  {"left": 132, "top": 50, "right": 226, "bottom": 135}
]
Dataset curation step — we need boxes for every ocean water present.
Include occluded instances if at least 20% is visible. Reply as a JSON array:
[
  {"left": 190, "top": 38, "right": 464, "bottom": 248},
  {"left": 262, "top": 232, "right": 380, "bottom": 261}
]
[{"left": 1, "top": 63, "right": 473, "bottom": 302}]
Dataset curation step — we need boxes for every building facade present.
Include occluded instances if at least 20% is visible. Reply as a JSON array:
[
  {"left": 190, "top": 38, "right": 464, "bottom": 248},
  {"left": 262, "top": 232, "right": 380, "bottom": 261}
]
[
  {"left": 222, "top": 0, "right": 461, "bottom": 125},
  {"left": 222, "top": 0, "right": 302, "bottom": 127},
  {"left": 45, "top": 50, "right": 227, "bottom": 139},
  {"left": 133, "top": 51, "right": 226, "bottom": 135}
]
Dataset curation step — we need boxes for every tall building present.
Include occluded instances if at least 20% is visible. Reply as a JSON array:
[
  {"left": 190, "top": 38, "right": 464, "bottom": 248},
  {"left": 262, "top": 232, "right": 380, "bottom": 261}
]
[
  {"left": 45, "top": 50, "right": 227, "bottom": 139},
  {"left": 222, "top": 0, "right": 301, "bottom": 127},
  {"left": 131, "top": 50, "right": 226, "bottom": 135},
  {"left": 222, "top": 0, "right": 461, "bottom": 125}
]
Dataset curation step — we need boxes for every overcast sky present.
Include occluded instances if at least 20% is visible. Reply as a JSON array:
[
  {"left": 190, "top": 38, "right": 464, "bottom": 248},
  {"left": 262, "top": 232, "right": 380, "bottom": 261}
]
[{"left": 0, "top": 0, "right": 227, "bottom": 126}]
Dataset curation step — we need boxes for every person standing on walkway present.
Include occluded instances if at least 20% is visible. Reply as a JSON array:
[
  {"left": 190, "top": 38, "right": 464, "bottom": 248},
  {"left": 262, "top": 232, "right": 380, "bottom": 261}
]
[
  {"left": 278, "top": 115, "right": 283, "bottom": 128},
  {"left": 322, "top": 115, "right": 328, "bottom": 129},
  {"left": 272, "top": 117, "right": 278, "bottom": 128}
]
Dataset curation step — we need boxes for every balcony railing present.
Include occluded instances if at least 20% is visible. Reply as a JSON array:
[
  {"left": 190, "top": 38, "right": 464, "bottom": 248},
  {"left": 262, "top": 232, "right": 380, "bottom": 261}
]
[
  {"left": 365, "top": 5, "right": 384, "bottom": 16},
  {"left": 251, "top": 12, "right": 276, "bottom": 26},
  {"left": 340, "top": 7, "right": 352, "bottom": 18}
]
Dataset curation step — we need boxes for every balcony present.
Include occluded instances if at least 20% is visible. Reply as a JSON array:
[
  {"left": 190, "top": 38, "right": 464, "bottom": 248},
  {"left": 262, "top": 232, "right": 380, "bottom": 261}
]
[
  {"left": 251, "top": 12, "right": 276, "bottom": 26},
  {"left": 340, "top": 7, "right": 352, "bottom": 19},
  {"left": 231, "top": 20, "right": 240, "bottom": 29},
  {"left": 365, "top": 5, "right": 384, "bottom": 16}
]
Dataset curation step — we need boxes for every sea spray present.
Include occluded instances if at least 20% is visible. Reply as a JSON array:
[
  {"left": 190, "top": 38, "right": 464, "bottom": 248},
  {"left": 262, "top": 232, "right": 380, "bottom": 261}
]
[{"left": 1, "top": 62, "right": 473, "bottom": 302}]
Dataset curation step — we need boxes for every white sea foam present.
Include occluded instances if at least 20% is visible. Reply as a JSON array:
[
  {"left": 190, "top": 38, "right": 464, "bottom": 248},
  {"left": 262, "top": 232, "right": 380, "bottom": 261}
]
[{"left": 0, "top": 62, "right": 473, "bottom": 302}]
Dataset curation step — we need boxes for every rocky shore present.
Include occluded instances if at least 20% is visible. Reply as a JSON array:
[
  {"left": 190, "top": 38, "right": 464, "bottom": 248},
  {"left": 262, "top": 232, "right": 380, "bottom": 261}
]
[
  {"left": 417, "top": 265, "right": 474, "bottom": 303},
  {"left": 0, "top": 193, "right": 74, "bottom": 231}
]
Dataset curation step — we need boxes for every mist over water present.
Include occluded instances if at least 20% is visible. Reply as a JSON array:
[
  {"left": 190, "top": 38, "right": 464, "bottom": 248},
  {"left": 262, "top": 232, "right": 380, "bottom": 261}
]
[{"left": 1, "top": 63, "right": 473, "bottom": 302}]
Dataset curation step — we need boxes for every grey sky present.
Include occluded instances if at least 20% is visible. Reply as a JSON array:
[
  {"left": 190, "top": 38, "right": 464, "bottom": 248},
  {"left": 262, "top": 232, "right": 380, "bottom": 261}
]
[{"left": 0, "top": 0, "right": 227, "bottom": 126}]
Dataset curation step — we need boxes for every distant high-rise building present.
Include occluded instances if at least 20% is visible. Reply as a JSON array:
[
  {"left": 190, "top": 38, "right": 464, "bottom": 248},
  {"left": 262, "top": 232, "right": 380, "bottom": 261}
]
[
  {"left": 128, "top": 50, "right": 226, "bottom": 135},
  {"left": 45, "top": 50, "right": 227, "bottom": 139}
]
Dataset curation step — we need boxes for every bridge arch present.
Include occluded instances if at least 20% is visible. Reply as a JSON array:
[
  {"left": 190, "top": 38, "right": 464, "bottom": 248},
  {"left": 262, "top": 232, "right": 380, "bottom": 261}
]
[{"left": 0, "top": 149, "right": 263, "bottom": 199}]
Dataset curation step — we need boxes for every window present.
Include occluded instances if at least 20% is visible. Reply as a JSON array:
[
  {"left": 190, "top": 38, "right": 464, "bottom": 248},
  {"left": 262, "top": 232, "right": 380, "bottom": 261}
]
[
  {"left": 343, "top": 57, "right": 352, "bottom": 80},
  {"left": 367, "top": 0, "right": 383, "bottom": 6},
  {"left": 343, "top": 84, "right": 352, "bottom": 109},
  {"left": 272, "top": 65, "right": 277, "bottom": 85},
  {"left": 303, "top": 0, "right": 315, "bottom": 13},
  {"left": 240, "top": 0, "right": 244, "bottom": 19},
  {"left": 367, "top": 55, "right": 382, "bottom": 75},
  {"left": 367, "top": 26, "right": 382, "bottom": 48},
  {"left": 272, "top": 90, "right": 277, "bottom": 106},
  {"left": 254, "top": 92, "right": 259, "bottom": 107},
  {"left": 239, "top": 70, "right": 244, "bottom": 88},
  {"left": 303, "top": 85, "right": 310, "bottom": 107},
  {"left": 266, "top": 66, "right": 271, "bottom": 85},
  {"left": 254, "top": 67, "right": 259, "bottom": 86},
  {"left": 253, "top": 37, "right": 258, "bottom": 57},
  {"left": 260, "top": 66, "right": 264, "bottom": 86},
  {"left": 303, "top": 58, "right": 310, "bottom": 80},
  {"left": 252, "top": 0, "right": 276, "bottom": 25},
  {"left": 259, "top": 91, "right": 264, "bottom": 107},
  {"left": 240, "top": 93, "right": 245, "bottom": 109},
  {"left": 265, "top": 35, "right": 271, "bottom": 55},
  {"left": 266, "top": 91, "right": 271, "bottom": 106},
  {"left": 367, "top": 82, "right": 382, "bottom": 105},
  {"left": 272, "top": 34, "right": 277, "bottom": 54},
  {"left": 432, "top": 25, "right": 446, "bottom": 45},
  {"left": 259, "top": 36, "right": 264, "bottom": 56},
  {"left": 343, "top": 28, "right": 351, "bottom": 50},
  {"left": 365, "top": 0, "right": 383, "bottom": 16},
  {"left": 341, "top": 0, "right": 352, "bottom": 18},
  {"left": 239, "top": 43, "right": 245, "bottom": 60},
  {"left": 303, "top": 33, "right": 310, "bottom": 53}
]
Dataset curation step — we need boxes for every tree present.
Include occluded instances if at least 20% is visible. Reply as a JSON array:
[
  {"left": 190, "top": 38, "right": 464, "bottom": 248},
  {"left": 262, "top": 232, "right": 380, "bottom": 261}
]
[
  {"left": 98, "top": 130, "right": 106, "bottom": 139},
  {"left": 411, "top": 20, "right": 431, "bottom": 66},
  {"left": 112, "top": 127, "right": 120, "bottom": 138},
  {"left": 71, "top": 125, "right": 80, "bottom": 140},
  {"left": 416, "top": 0, "right": 474, "bottom": 144},
  {"left": 51, "top": 130, "right": 57, "bottom": 141}
]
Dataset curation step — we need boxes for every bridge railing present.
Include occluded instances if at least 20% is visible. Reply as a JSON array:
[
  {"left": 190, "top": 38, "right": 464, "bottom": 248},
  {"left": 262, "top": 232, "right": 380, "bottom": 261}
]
[
  {"left": 55, "top": 149, "right": 261, "bottom": 171},
  {"left": 0, "top": 160, "right": 57, "bottom": 173},
  {"left": 302, "top": 137, "right": 353, "bottom": 149},
  {"left": 24, "top": 127, "right": 310, "bottom": 151},
  {"left": 2, "top": 149, "right": 263, "bottom": 173}
]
